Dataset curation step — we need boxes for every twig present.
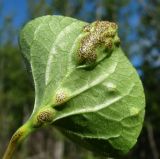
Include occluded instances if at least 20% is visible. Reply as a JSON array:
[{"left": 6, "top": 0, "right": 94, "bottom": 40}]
[{"left": 146, "top": 121, "right": 159, "bottom": 159}]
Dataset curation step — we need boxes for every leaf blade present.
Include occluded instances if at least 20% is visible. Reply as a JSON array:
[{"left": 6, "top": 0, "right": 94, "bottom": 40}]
[{"left": 19, "top": 15, "right": 145, "bottom": 157}]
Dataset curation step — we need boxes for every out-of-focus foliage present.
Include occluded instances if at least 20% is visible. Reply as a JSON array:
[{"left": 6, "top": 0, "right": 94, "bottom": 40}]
[{"left": 0, "top": 0, "right": 159, "bottom": 159}]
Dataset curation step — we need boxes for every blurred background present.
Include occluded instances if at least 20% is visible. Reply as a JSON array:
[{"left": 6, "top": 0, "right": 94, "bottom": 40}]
[{"left": 0, "top": 0, "right": 160, "bottom": 159}]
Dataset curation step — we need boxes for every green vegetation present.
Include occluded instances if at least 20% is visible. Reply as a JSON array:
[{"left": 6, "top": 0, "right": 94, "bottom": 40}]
[
  {"left": 3, "top": 15, "right": 145, "bottom": 159},
  {"left": 0, "top": 1, "right": 160, "bottom": 159}
]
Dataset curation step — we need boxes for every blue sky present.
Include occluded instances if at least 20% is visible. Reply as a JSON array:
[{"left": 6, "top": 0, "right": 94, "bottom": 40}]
[
  {"left": 1, "top": 0, "right": 28, "bottom": 28},
  {"left": 1, "top": 0, "right": 141, "bottom": 28}
]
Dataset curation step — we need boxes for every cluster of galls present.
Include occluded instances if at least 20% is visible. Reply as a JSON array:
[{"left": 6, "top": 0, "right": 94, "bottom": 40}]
[
  {"left": 78, "top": 21, "right": 120, "bottom": 65},
  {"left": 33, "top": 90, "right": 67, "bottom": 128}
]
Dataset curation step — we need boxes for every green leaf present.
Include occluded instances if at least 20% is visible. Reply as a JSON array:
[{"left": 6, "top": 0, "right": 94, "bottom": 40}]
[{"left": 19, "top": 15, "right": 145, "bottom": 157}]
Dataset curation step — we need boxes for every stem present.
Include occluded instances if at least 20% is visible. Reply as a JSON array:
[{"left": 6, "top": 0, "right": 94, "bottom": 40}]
[
  {"left": 2, "top": 107, "right": 55, "bottom": 159},
  {"left": 2, "top": 121, "right": 34, "bottom": 159},
  {"left": 146, "top": 121, "right": 159, "bottom": 159}
]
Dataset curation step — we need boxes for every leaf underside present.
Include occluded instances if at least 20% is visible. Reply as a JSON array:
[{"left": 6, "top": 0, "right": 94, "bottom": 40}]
[{"left": 19, "top": 15, "right": 145, "bottom": 157}]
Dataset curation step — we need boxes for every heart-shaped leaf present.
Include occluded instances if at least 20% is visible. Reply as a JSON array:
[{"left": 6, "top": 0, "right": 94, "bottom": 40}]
[{"left": 19, "top": 15, "right": 145, "bottom": 157}]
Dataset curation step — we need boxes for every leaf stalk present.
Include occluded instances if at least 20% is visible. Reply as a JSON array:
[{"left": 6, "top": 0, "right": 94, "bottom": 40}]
[{"left": 2, "top": 121, "right": 34, "bottom": 159}]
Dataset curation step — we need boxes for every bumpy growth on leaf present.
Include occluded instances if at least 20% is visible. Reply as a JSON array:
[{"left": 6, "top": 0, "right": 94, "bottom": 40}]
[
  {"left": 77, "top": 21, "right": 120, "bottom": 67},
  {"left": 19, "top": 15, "right": 145, "bottom": 157}
]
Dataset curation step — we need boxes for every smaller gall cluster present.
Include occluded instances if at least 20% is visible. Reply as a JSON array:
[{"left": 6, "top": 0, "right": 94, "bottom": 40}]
[
  {"left": 35, "top": 108, "right": 55, "bottom": 127},
  {"left": 55, "top": 90, "right": 66, "bottom": 105}
]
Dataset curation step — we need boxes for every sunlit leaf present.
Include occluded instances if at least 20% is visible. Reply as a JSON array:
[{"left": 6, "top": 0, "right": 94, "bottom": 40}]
[{"left": 19, "top": 15, "right": 145, "bottom": 157}]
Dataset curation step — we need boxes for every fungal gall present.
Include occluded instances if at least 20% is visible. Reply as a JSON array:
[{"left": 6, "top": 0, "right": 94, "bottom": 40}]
[
  {"left": 77, "top": 20, "right": 120, "bottom": 66},
  {"left": 56, "top": 90, "right": 66, "bottom": 104},
  {"left": 36, "top": 108, "right": 55, "bottom": 126}
]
